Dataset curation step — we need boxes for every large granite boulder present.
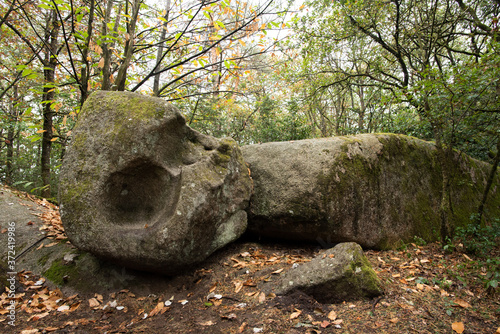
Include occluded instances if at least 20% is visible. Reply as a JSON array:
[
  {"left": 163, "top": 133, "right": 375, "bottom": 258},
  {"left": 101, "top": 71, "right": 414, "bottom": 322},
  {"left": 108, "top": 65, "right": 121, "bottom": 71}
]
[
  {"left": 242, "top": 134, "right": 500, "bottom": 248},
  {"left": 263, "top": 242, "right": 382, "bottom": 303},
  {"left": 59, "top": 91, "right": 252, "bottom": 274}
]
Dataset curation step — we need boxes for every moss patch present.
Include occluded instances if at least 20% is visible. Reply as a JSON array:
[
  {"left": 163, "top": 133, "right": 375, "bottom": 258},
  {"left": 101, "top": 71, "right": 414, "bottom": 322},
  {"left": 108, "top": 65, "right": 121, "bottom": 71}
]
[{"left": 44, "top": 258, "right": 79, "bottom": 286}]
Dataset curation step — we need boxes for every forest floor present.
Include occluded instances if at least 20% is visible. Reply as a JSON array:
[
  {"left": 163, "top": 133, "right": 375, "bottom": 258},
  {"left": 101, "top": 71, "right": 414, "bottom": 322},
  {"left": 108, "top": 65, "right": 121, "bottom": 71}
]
[{"left": 1, "top": 190, "right": 499, "bottom": 333}]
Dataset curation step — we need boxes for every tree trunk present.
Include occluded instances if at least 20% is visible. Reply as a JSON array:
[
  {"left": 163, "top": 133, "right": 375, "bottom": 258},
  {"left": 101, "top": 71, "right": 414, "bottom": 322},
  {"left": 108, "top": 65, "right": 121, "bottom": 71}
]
[
  {"left": 114, "top": 0, "right": 141, "bottom": 91},
  {"left": 40, "top": 10, "right": 60, "bottom": 198},
  {"left": 433, "top": 125, "right": 454, "bottom": 243},
  {"left": 153, "top": 0, "right": 171, "bottom": 96},
  {"left": 101, "top": 0, "right": 121, "bottom": 91},
  {"left": 79, "top": 0, "right": 95, "bottom": 106},
  {"left": 476, "top": 138, "right": 500, "bottom": 224}
]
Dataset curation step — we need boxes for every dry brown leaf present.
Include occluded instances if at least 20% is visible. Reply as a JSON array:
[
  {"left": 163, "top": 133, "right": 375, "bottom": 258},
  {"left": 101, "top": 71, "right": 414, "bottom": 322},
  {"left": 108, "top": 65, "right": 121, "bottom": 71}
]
[
  {"left": 28, "top": 311, "right": 49, "bottom": 321},
  {"left": 327, "top": 310, "right": 337, "bottom": 321},
  {"left": 199, "top": 320, "right": 216, "bottom": 326},
  {"left": 452, "top": 321, "right": 464, "bottom": 333},
  {"left": 272, "top": 268, "right": 284, "bottom": 274},
  {"left": 392, "top": 273, "right": 401, "bottom": 278},
  {"left": 258, "top": 292, "right": 265, "bottom": 303},
  {"left": 462, "top": 254, "right": 472, "bottom": 261},
  {"left": 390, "top": 317, "right": 399, "bottom": 323},
  {"left": 332, "top": 319, "right": 343, "bottom": 325},
  {"left": 320, "top": 320, "right": 330, "bottom": 328},
  {"left": 290, "top": 309, "right": 302, "bottom": 319},
  {"left": 88, "top": 298, "right": 100, "bottom": 308},
  {"left": 70, "top": 301, "right": 81, "bottom": 312},
  {"left": 234, "top": 281, "right": 243, "bottom": 293},
  {"left": 453, "top": 299, "right": 471, "bottom": 308},
  {"left": 239, "top": 322, "right": 247, "bottom": 333},
  {"left": 495, "top": 327, "right": 500, "bottom": 334},
  {"left": 149, "top": 302, "right": 164, "bottom": 317}
]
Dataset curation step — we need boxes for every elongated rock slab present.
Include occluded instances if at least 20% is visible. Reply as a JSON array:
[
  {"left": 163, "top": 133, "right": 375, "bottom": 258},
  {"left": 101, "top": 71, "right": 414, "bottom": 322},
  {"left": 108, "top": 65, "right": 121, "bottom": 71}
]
[
  {"left": 242, "top": 134, "right": 500, "bottom": 248},
  {"left": 59, "top": 91, "right": 252, "bottom": 274}
]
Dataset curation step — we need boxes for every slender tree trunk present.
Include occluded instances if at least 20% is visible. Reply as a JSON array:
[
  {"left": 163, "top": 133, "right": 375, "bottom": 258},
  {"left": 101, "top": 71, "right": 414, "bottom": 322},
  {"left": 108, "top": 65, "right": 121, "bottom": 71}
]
[
  {"left": 101, "top": 1, "right": 121, "bottom": 90},
  {"left": 153, "top": 0, "right": 171, "bottom": 96},
  {"left": 41, "top": 10, "right": 60, "bottom": 198},
  {"left": 79, "top": 0, "right": 95, "bottom": 106},
  {"left": 476, "top": 138, "right": 500, "bottom": 224},
  {"left": 6, "top": 123, "right": 14, "bottom": 185},
  {"left": 115, "top": 0, "right": 141, "bottom": 91},
  {"left": 433, "top": 124, "right": 453, "bottom": 243}
]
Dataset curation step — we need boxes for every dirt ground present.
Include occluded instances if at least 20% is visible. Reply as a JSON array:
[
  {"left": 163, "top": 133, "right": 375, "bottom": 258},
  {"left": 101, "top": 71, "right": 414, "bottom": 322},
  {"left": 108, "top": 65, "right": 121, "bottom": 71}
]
[{"left": 1, "top": 189, "right": 499, "bottom": 333}]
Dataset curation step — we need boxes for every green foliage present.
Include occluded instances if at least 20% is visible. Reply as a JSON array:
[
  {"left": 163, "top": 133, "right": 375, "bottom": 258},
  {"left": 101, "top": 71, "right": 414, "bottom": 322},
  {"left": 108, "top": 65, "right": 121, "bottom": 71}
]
[{"left": 454, "top": 217, "right": 500, "bottom": 257}]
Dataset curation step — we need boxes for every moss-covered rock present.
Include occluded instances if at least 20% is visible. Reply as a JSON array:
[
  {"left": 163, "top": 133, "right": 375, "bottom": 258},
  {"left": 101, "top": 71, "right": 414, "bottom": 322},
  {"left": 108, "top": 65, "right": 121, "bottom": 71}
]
[
  {"left": 59, "top": 91, "right": 252, "bottom": 274},
  {"left": 262, "top": 242, "right": 382, "bottom": 303},
  {"left": 242, "top": 134, "right": 500, "bottom": 249}
]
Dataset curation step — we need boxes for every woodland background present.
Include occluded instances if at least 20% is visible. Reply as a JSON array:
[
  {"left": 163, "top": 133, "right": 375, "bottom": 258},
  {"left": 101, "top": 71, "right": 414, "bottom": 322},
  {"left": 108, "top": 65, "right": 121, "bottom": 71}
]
[{"left": 0, "top": 0, "right": 499, "bottom": 207}]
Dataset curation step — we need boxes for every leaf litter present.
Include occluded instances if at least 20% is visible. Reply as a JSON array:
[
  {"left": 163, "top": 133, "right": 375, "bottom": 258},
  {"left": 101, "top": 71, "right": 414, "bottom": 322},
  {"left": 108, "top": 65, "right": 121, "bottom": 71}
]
[{"left": 1, "top": 196, "right": 499, "bottom": 333}]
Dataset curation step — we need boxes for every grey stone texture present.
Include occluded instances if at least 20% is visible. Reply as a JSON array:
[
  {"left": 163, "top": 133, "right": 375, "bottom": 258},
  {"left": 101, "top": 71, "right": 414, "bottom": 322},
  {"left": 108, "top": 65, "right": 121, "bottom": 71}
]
[
  {"left": 263, "top": 242, "right": 382, "bottom": 303},
  {"left": 242, "top": 134, "right": 500, "bottom": 248},
  {"left": 59, "top": 91, "right": 252, "bottom": 274}
]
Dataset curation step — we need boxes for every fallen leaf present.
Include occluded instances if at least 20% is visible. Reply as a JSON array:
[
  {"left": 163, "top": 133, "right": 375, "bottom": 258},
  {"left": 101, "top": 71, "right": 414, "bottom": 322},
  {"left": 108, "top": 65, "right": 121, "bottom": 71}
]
[
  {"left": 258, "top": 292, "right": 265, "bottom": 303},
  {"left": 332, "top": 319, "right": 343, "bottom": 325},
  {"left": 239, "top": 322, "right": 247, "bottom": 333},
  {"left": 290, "top": 308, "right": 302, "bottom": 319},
  {"left": 320, "top": 320, "right": 330, "bottom": 328},
  {"left": 453, "top": 299, "right": 471, "bottom": 308},
  {"left": 28, "top": 312, "right": 50, "bottom": 321},
  {"left": 221, "top": 313, "right": 237, "bottom": 320},
  {"left": 462, "top": 254, "right": 472, "bottom": 261},
  {"left": 88, "top": 298, "right": 100, "bottom": 308},
  {"left": 199, "top": 320, "right": 215, "bottom": 326},
  {"left": 234, "top": 281, "right": 243, "bottom": 293},
  {"left": 496, "top": 327, "right": 500, "bottom": 334},
  {"left": 95, "top": 294, "right": 103, "bottom": 302},
  {"left": 390, "top": 317, "right": 399, "bottom": 323},
  {"left": 57, "top": 305, "right": 70, "bottom": 312},
  {"left": 452, "top": 321, "right": 464, "bottom": 333},
  {"left": 149, "top": 302, "right": 164, "bottom": 316},
  {"left": 70, "top": 301, "right": 81, "bottom": 312},
  {"left": 327, "top": 310, "right": 337, "bottom": 320},
  {"left": 272, "top": 268, "right": 284, "bottom": 274}
]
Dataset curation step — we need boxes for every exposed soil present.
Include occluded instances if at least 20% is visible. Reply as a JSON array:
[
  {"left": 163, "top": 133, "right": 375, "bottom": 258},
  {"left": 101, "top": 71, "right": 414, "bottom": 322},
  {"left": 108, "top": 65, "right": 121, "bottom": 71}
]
[{"left": 1, "top": 186, "right": 499, "bottom": 333}]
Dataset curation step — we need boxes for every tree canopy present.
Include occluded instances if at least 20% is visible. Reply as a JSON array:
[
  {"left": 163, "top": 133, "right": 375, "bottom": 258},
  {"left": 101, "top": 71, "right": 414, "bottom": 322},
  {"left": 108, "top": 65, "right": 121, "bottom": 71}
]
[{"left": 1, "top": 0, "right": 499, "bottom": 231}]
